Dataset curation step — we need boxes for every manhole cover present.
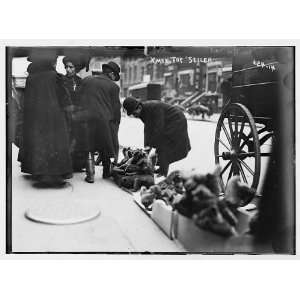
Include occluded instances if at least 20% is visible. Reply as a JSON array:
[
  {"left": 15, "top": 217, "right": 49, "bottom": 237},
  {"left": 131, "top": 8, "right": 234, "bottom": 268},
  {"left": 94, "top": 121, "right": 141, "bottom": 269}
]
[{"left": 24, "top": 201, "right": 101, "bottom": 225}]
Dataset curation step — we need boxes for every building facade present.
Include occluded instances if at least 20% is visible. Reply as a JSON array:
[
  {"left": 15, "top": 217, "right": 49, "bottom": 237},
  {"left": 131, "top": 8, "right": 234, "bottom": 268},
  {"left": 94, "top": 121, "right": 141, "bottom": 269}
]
[{"left": 120, "top": 56, "right": 232, "bottom": 102}]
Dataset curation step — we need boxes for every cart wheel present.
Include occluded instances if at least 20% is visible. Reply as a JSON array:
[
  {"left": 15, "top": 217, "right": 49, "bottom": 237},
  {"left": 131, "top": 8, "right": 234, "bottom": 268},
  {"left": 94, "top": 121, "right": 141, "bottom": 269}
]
[{"left": 214, "top": 103, "right": 261, "bottom": 192}]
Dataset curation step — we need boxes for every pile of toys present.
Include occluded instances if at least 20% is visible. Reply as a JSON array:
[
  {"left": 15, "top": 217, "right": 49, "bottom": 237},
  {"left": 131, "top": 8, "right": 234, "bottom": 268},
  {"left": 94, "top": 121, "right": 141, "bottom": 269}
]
[
  {"left": 111, "top": 147, "right": 156, "bottom": 191},
  {"left": 140, "top": 170, "right": 185, "bottom": 209},
  {"left": 140, "top": 167, "right": 256, "bottom": 237}
]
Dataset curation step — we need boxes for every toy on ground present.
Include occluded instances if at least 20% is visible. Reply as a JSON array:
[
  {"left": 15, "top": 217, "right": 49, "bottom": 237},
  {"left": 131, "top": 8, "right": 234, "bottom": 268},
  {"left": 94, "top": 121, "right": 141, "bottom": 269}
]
[
  {"left": 112, "top": 147, "right": 156, "bottom": 191},
  {"left": 140, "top": 170, "right": 185, "bottom": 210}
]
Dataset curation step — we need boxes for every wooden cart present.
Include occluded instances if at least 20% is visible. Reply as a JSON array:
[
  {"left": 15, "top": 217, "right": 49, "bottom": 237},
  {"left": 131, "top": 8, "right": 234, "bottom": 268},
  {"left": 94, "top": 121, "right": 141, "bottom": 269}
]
[{"left": 214, "top": 47, "right": 282, "bottom": 194}]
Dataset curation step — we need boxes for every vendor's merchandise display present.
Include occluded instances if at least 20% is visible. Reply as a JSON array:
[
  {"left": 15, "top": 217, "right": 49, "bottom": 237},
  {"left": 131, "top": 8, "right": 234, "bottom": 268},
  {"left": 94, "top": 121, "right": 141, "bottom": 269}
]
[
  {"left": 111, "top": 147, "right": 156, "bottom": 191},
  {"left": 174, "top": 168, "right": 256, "bottom": 237},
  {"left": 137, "top": 166, "right": 256, "bottom": 238},
  {"left": 112, "top": 150, "right": 258, "bottom": 250},
  {"left": 141, "top": 170, "right": 184, "bottom": 209}
]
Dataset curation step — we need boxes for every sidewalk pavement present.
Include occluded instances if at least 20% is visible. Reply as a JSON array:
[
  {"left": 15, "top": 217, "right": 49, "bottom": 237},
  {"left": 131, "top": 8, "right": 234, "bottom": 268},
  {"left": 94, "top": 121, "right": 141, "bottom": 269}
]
[{"left": 11, "top": 145, "right": 182, "bottom": 253}]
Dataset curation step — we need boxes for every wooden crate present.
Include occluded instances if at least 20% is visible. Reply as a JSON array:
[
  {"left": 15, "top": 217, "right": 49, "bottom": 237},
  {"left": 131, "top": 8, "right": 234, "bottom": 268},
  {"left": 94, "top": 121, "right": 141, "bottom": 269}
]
[
  {"left": 172, "top": 210, "right": 254, "bottom": 253},
  {"left": 151, "top": 200, "right": 175, "bottom": 239},
  {"left": 173, "top": 212, "right": 227, "bottom": 252}
]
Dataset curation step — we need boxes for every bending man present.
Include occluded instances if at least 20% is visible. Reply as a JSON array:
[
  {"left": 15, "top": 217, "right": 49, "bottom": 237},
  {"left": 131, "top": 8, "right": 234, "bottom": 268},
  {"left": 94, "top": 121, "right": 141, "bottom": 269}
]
[{"left": 123, "top": 97, "right": 191, "bottom": 176}]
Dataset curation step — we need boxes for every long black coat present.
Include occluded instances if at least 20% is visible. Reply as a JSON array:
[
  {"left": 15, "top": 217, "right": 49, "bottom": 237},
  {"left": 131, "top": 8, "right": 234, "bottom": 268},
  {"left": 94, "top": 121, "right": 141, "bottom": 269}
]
[
  {"left": 77, "top": 74, "right": 121, "bottom": 158},
  {"left": 19, "top": 64, "right": 72, "bottom": 176},
  {"left": 140, "top": 101, "right": 191, "bottom": 164}
]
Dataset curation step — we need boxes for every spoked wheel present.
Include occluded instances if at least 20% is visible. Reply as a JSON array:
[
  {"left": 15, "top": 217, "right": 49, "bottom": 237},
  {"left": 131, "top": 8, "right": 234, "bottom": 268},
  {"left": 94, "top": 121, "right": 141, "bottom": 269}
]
[{"left": 214, "top": 103, "right": 261, "bottom": 192}]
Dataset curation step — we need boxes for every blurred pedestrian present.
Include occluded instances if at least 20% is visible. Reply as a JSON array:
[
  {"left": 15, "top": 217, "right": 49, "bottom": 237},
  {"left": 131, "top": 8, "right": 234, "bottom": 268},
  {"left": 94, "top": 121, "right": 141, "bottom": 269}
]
[
  {"left": 74, "top": 61, "right": 121, "bottom": 183},
  {"left": 18, "top": 50, "right": 73, "bottom": 186},
  {"left": 123, "top": 97, "right": 191, "bottom": 177}
]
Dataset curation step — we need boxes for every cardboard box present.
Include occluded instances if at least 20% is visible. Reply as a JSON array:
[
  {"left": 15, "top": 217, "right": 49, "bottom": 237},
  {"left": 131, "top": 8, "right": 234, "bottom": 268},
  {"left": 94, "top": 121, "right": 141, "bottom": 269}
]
[
  {"left": 151, "top": 200, "right": 175, "bottom": 239},
  {"left": 172, "top": 209, "right": 254, "bottom": 252},
  {"left": 235, "top": 208, "right": 254, "bottom": 234},
  {"left": 173, "top": 212, "right": 227, "bottom": 252}
]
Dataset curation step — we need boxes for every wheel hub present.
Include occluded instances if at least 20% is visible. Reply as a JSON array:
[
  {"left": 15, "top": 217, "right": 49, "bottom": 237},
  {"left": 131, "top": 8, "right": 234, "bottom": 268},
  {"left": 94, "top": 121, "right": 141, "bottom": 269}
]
[
  {"left": 221, "top": 150, "right": 255, "bottom": 160},
  {"left": 221, "top": 150, "right": 237, "bottom": 160}
]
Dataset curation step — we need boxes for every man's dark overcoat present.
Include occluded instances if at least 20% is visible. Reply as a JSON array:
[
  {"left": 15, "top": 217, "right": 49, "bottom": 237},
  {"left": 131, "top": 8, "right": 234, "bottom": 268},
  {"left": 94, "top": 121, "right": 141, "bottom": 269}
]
[
  {"left": 139, "top": 100, "right": 191, "bottom": 164},
  {"left": 76, "top": 74, "right": 121, "bottom": 158}
]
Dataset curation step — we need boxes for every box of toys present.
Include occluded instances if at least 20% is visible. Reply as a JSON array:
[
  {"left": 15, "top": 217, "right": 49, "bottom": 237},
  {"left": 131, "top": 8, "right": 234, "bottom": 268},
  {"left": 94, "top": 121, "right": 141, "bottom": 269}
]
[
  {"left": 173, "top": 212, "right": 227, "bottom": 252},
  {"left": 138, "top": 165, "right": 257, "bottom": 251},
  {"left": 172, "top": 209, "right": 254, "bottom": 252}
]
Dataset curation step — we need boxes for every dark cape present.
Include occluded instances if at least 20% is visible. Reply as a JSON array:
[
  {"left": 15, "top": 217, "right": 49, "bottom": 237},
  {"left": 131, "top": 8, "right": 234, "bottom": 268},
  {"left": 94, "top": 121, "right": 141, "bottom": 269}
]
[
  {"left": 76, "top": 74, "right": 121, "bottom": 158},
  {"left": 140, "top": 101, "right": 191, "bottom": 164},
  {"left": 18, "top": 63, "right": 72, "bottom": 176}
]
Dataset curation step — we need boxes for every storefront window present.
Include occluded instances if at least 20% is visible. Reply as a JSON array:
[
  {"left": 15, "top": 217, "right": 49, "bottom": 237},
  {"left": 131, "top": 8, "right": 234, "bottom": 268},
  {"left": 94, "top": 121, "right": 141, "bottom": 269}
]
[
  {"left": 179, "top": 73, "right": 193, "bottom": 95},
  {"left": 164, "top": 74, "right": 176, "bottom": 97},
  {"left": 208, "top": 73, "right": 217, "bottom": 92}
]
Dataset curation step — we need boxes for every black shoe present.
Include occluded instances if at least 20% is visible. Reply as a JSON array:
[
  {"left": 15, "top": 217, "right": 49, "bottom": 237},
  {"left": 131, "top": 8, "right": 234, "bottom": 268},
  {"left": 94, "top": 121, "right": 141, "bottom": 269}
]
[{"left": 85, "top": 175, "right": 94, "bottom": 183}]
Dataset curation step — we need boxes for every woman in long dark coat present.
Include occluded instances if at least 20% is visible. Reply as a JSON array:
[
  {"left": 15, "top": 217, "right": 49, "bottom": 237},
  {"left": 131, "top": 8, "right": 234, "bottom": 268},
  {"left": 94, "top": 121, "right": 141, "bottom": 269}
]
[
  {"left": 74, "top": 61, "right": 121, "bottom": 183},
  {"left": 19, "top": 56, "right": 73, "bottom": 185},
  {"left": 123, "top": 97, "right": 191, "bottom": 176}
]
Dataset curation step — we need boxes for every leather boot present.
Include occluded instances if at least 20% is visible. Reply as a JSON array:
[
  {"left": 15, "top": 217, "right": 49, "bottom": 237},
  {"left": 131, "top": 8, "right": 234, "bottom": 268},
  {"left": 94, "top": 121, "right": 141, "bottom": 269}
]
[
  {"left": 85, "top": 152, "right": 95, "bottom": 183},
  {"left": 102, "top": 156, "right": 111, "bottom": 179}
]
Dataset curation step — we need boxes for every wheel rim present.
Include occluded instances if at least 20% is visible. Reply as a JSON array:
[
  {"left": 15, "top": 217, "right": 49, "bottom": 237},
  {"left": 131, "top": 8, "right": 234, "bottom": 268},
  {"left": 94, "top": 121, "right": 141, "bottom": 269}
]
[{"left": 214, "top": 103, "right": 261, "bottom": 192}]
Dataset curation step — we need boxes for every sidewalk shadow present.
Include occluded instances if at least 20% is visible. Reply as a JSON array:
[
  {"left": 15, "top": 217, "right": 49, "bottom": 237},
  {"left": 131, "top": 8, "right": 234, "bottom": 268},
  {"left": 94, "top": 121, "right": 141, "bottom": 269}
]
[
  {"left": 32, "top": 181, "right": 73, "bottom": 190},
  {"left": 22, "top": 174, "right": 36, "bottom": 181}
]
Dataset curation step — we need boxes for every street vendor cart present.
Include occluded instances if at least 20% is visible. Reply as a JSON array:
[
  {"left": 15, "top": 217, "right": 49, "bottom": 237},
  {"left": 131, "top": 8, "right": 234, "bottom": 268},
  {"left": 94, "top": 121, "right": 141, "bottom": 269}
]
[{"left": 214, "top": 46, "right": 280, "bottom": 192}]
